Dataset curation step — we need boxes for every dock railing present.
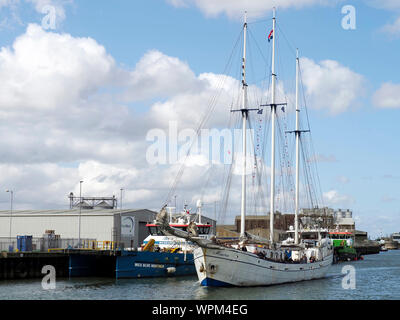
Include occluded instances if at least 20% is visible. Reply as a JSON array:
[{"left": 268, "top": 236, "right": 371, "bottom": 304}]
[
  {"left": 0, "top": 240, "right": 16, "bottom": 252},
  {"left": 0, "top": 238, "right": 120, "bottom": 253}
]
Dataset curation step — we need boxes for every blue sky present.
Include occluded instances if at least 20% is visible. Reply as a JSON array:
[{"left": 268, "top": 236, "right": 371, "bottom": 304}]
[{"left": 0, "top": 0, "right": 399, "bottom": 238}]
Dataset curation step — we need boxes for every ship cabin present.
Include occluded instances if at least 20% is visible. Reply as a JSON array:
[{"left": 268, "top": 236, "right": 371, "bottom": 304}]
[
  {"left": 284, "top": 229, "right": 329, "bottom": 247},
  {"left": 328, "top": 231, "right": 354, "bottom": 247}
]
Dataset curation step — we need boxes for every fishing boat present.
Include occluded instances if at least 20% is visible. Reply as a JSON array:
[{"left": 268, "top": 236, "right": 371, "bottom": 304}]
[
  {"left": 156, "top": 8, "right": 333, "bottom": 287},
  {"left": 116, "top": 201, "right": 213, "bottom": 278}
]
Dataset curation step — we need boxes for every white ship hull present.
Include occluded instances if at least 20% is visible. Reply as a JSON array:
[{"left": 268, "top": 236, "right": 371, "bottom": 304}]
[{"left": 194, "top": 246, "right": 333, "bottom": 287}]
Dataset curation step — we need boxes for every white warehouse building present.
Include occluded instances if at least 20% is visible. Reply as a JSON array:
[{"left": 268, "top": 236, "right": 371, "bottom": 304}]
[{"left": 0, "top": 208, "right": 157, "bottom": 250}]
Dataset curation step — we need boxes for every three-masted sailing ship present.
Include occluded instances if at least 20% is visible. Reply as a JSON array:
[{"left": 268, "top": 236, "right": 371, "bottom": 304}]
[{"left": 156, "top": 8, "right": 334, "bottom": 287}]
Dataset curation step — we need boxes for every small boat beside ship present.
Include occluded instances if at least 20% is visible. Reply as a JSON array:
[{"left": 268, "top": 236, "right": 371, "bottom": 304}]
[{"left": 116, "top": 203, "right": 213, "bottom": 279}]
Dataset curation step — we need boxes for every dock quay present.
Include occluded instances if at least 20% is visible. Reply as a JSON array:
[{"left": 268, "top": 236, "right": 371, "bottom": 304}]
[
  {"left": 354, "top": 241, "right": 381, "bottom": 255},
  {"left": 0, "top": 250, "right": 119, "bottom": 280},
  {"left": 0, "top": 204, "right": 158, "bottom": 280}
]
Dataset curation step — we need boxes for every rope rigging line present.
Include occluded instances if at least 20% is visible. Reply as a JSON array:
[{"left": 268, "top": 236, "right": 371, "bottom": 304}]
[
  {"left": 298, "top": 62, "right": 325, "bottom": 208},
  {"left": 218, "top": 114, "right": 242, "bottom": 224},
  {"left": 276, "top": 22, "right": 298, "bottom": 59},
  {"left": 215, "top": 23, "right": 272, "bottom": 222},
  {"left": 300, "top": 140, "right": 313, "bottom": 209},
  {"left": 247, "top": 115, "right": 267, "bottom": 216},
  {"left": 164, "top": 27, "right": 244, "bottom": 206}
]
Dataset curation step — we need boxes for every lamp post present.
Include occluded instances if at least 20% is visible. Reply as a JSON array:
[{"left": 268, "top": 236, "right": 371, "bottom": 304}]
[
  {"left": 6, "top": 190, "right": 13, "bottom": 249},
  {"left": 79, "top": 180, "right": 83, "bottom": 249},
  {"left": 120, "top": 188, "right": 124, "bottom": 210},
  {"left": 119, "top": 188, "right": 124, "bottom": 246}
]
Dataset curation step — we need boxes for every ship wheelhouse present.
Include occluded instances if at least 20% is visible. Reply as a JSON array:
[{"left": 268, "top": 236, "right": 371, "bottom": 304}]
[{"left": 328, "top": 231, "right": 354, "bottom": 247}]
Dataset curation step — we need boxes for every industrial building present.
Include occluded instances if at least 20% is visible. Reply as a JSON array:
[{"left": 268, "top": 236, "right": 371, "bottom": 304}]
[{"left": 0, "top": 207, "right": 157, "bottom": 251}]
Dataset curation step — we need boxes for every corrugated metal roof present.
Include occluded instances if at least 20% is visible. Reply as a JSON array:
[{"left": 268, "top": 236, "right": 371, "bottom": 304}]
[{"left": 0, "top": 208, "right": 157, "bottom": 216}]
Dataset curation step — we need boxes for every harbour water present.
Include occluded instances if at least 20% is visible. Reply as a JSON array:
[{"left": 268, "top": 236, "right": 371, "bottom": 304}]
[{"left": 0, "top": 250, "right": 399, "bottom": 300}]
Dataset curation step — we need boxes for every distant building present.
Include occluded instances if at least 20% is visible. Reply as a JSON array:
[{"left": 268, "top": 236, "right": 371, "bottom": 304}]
[
  {"left": 300, "top": 207, "right": 334, "bottom": 229},
  {"left": 234, "top": 213, "right": 294, "bottom": 233},
  {"left": 332, "top": 209, "right": 355, "bottom": 232},
  {"left": 300, "top": 207, "right": 355, "bottom": 232},
  {"left": 229, "top": 207, "right": 356, "bottom": 240},
  {"left": 232, "top": 213, "right": 294, "bottom": 242}
]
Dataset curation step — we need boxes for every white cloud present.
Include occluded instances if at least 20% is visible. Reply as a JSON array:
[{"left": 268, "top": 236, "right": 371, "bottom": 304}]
[
  {"left": 381, "top": 195, "right": 397, "bottom": 203},
  {"left": 366, "top": 1, "right": 400, "bottom": 37},
  {"left": 381, "top": 16, "right": 400, "bottom": 36},
  {"left": 366, "top": 0, "right": 400, "bottom": 10},
  {"left": 121, "top": 50, "right": 205, "bottom": 102},
  {"left": 166, "top": 0, "right": 339, "bottom": 19},
  {"left": 336, "top": 176, "right": 349, "bottom": 184},
  {"left": 323, "top": 190, "right": 354, "bottom": 206},
  {"left": 372, "top": 82, "right": 400, "bottom": 109},
  {"left": 0, "top": 23, "right": 116, "bottom": 111},
  {"left": 300, "top": 57, "right": 365, "bottom": 115},
  {"left": 0, "top": 0, "right": 19, "bottom": 8}
]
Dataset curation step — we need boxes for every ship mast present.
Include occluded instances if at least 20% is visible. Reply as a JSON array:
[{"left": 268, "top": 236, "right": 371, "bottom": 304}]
[
  {"left": 232, "top": 12, "right": 262, "bottom": 240},
  {"left": 295, "top": 49, "right": 300, "bottom": 244},
  {"left": 292, "top": 49, "right": 309, "bottom": 244},
  {"left": 269, "top": 7, "right": 277, "bottom": 243},
  {"left": 240, "top": 12, "right": 248, "bottom": 240}
]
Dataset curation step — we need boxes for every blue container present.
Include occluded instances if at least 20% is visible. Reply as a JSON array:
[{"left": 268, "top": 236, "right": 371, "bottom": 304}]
[
  {"left": 17, "top": 236, "right": 22, "bottom": 251},
  {"left": 17, "top": 236, "right": 33, "bottom": 252}
]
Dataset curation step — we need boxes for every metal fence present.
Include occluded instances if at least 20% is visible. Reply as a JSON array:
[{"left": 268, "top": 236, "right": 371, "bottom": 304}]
[
  {"left": 0, "top": 237, "right": 107, "bottom": 252},
  {"left": 0, "top": 239, "right": 16, "bottom": 252}
]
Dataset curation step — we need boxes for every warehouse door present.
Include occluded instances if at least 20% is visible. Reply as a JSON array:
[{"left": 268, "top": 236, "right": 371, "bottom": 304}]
[{"left": 138, "top": 222, "right": 149, "bottom": 247}]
